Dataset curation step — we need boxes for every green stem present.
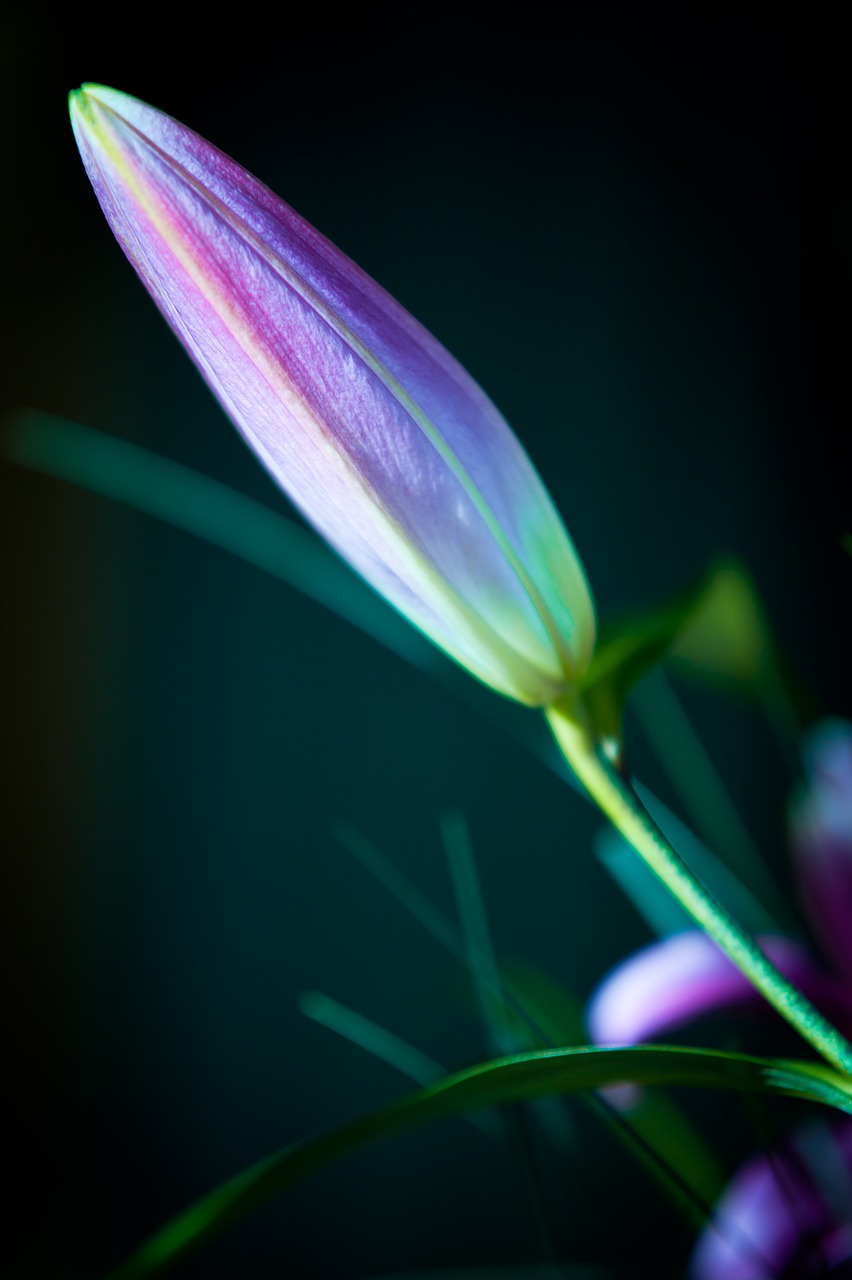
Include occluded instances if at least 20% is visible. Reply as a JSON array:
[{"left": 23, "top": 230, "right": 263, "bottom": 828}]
[{"left": 545, "top": 694, "right": 852, "bottom": 1078}]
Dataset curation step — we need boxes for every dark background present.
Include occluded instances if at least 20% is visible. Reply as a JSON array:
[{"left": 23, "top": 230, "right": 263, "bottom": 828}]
[{"left": 2, "top": 9, "right": 850, "bottom": 1278}]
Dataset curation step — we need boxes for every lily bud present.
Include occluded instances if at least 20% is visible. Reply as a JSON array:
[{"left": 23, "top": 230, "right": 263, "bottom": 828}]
[{"left": 69, "top": 84, "right": 595, "bottom": 705}]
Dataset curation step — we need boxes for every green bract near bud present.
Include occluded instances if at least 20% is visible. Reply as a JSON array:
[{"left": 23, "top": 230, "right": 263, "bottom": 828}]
[{"left": 70, "top": 84, "right": 596, "bottom": 705}]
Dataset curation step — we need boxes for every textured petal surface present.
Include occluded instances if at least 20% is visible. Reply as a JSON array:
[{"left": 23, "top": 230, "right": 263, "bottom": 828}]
[
  {"left": 586, "top": 931, "right": 852, "bottom": 1046},
  {"left": 791, "top": 720, "right": 852, "bottom": 983},
  {"left": 690, "top": 1119, "right": 852, "bottom": 1279},
  {"left": 70, "top": 86, "right": 595, "bottom": 704}
]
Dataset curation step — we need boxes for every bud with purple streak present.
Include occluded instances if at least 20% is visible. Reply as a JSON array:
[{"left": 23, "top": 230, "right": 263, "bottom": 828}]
[{"left": 69, "top": 85, "right": 596, "bottom": 706}]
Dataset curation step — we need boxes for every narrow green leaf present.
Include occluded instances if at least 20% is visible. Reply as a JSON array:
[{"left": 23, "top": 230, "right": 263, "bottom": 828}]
[
  {"left": 442, "top": 810, "right": 513, "bottom": 1054},
  {"left": 4, "top": 409, "right": 435, "bottom": 667},
  {"left": 105, "top": 1045, "right": 852, "bottom": 1280},
  {"left": 630, "top": 670, "right": 794, "bottom": 929},
  {"left": 668, "top": 562, "right": 817, "bottom": 743},
  {"left": 579, "top": 573, "right": 705, "bottom": 751},
  {"left": 440, "top": 812, "right": 567, "bottom": 1271},
  {"left": 298, "top": 990, "right": 446, "bottom": 1087},
  {"left": 5, "top": 409, "right": 569, "bottom": 782},
  {"left": 595, "top": 828, "right": 694, "bottom": 938},
  {"left": 668, "top": 561, "right": 769, "bottom": 686},
  {"left": 603, "top": 784, "right": 783, "bottom": 937},
  {"left": 297, "top": 991, "right": 505, "bottom": 1143},
  {"left": 8, "top": 411, "right": 814, "bottom": 760},
  {"left": 619, "top": 1090, "right": 726, "bottom": 1209},
  {"left": 577, "top": 558, "right": 818, "bottom": 760}
]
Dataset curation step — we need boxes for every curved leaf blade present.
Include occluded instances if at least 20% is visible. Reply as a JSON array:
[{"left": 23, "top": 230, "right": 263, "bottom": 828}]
[{"left": 106, "top": 1044, "right": 852, "bottom": 1279}]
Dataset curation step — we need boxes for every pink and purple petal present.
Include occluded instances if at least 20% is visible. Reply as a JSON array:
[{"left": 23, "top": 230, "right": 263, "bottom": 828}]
[
  {"left": 690, "top": 1119, "right": 852, "bottom": 1279},
  {"left": 586, "top": 931, "right": 852, "bottom": 1046},
  {"left": 69, "top": 86, "right": 595, "bottom": 705}
]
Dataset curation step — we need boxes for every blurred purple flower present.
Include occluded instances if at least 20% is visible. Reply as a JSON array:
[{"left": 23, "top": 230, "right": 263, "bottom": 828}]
[
  {"left": 689, "top": 1120, "right": 852, "bottom": 1280},
  {"left": 587, "top": 719, "right": 852, "bottom": 1278},
  {"left": 69, "top": 85, "right": 595, "bottom": 706},
  {"left": 791, "top": 722, "right": 852, "bottom": 986},
  {"left": 587, "top": 931, "right": 851, "bottom": 1047}
]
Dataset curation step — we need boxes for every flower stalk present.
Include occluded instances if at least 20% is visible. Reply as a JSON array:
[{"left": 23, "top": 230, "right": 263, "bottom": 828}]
[
  {"left": 69, "top": 82, "right": 852, "bottom": 1083},
  {"left": 547, "top": 693, "right": 852, "bottom": 1077}
]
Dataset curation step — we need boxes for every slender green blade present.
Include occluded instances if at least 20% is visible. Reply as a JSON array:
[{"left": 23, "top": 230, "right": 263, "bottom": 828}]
[
  {"left": 4, "top": 409, "right": 435, "bottom": 666},
  {"left": 298, "top": 990, "right": 446, "bottom": 1087},
  {"left": 579, "top": 578, "right": 702, "bottom": 751},
  {"left": 4, "top": 408, "right": 566, "bottom": 777},
  {"left": 106, "top": 1045, "right": 852, "bottom": 1279},
  {"left": 668, "top": 561, "right": 768, "bottom": 686},
  {"left": 578, "top": 559, "right": 795, "bottom": 754}
]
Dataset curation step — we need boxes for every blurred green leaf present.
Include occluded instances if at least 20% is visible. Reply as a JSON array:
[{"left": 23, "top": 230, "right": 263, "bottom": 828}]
[
  {"left": 668, "top": 561, "right": 768, "bottom": 686},
  {"left": 106, "top": 1045, "right": 852, "bottom": 1279},
  {"left": 495, "top": 958, "right": 586, "bottom": 1047},
  {"left": 619, "top": 1090, "right": 725, "bottom": 1209},
  {"left": 9, "top": 411, "right": 810, "bottom": 762},
  {"left": 579, "top": 568, "right": 716, "bottom": 750},
  {"left": 598, "top": 786, "right": 782, "bottom": 938},
  {"left": 3, "top": 409, "right": 436, "bottom": 667},
  {"left": 668, "top": 561, "right": 819, "bottom": 739},
  {"left": 579, "top": 558, "right": 813, "bottom": 754},
  {"left": 4, "top": 408, "right": 572, "bottom": 780}
]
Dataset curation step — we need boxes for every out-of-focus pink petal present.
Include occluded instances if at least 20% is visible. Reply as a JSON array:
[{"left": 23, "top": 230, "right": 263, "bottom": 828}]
[
  {"left": 791, "top": 720, "right": 852, "bottom": 984},
  {"left": 587, "top": 931, "right": 852, "bottom": 1046},
  {"left": 690, "top": 1120, "right": 852, "bottom": 1279},
  {"left": 69, "top": 85, "right": 596, "bottom": 706}
]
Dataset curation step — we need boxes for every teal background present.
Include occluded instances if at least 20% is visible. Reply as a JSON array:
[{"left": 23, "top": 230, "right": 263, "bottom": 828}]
[{"left": 2, "top": 10, "right": 850, "bottom": 1278}]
